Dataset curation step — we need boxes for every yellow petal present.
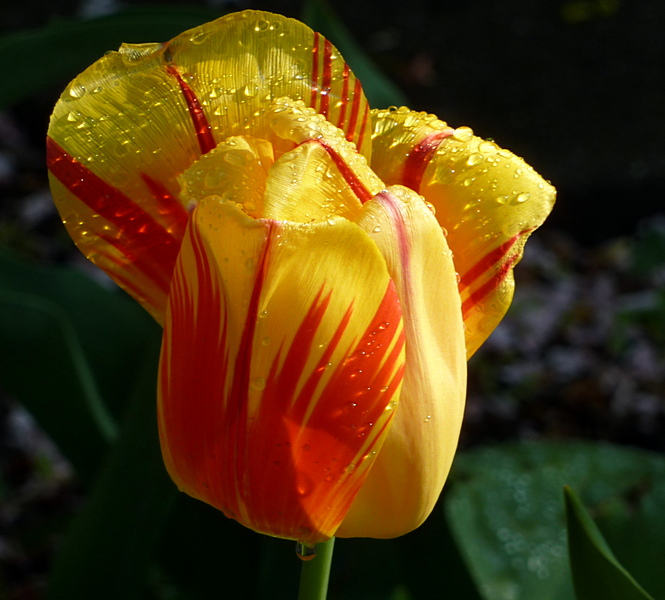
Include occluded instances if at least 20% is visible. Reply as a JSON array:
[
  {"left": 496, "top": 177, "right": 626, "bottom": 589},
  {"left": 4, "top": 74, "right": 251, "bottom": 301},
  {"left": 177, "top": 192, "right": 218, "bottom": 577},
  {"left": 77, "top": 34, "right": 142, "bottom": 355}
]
[
  {"left": 336, "top": 185, "right": 466, "bottom": 538},
  {"left": 47, "top": 10, "right": 371, "bottom": 320},
  {"left": 178, "top": 135, "right": 275, "bottom": 218},
  {"left": 261, "top": 98, "right": 386, "bottom": 222},
  {"left": 370, "top": 107, "right": 555, "bottom": 357},
  {"left": 159, "top": 197, "right": 405, "bottom": 544}
]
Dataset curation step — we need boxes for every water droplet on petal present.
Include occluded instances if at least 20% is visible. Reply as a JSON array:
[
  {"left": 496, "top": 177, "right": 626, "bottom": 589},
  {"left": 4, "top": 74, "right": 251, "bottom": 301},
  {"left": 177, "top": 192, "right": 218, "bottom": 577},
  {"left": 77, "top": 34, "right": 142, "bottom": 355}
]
[
  {"left": 295, "top": 542, "right": 316, "bottom": 561},
  {"left": 514, "top": 192, "right": 530, "bottom": 203},
  {"left": 466, "top": 153, "right": 483, "bottom": 167},
  {"left": 243, "top": 83, "right": 259, "bottom": 98},
  {"left": 479, "top": 140, "right": 496, "bottom": 153},
  {"left": 251, "top": 377, "right": 266, "bottom": 391},
  {"left": 452, "top": 126, "right": 474, "bottom": 142},
  {"left": 69, "top": 85, "right": 86, "bottom": 98}
]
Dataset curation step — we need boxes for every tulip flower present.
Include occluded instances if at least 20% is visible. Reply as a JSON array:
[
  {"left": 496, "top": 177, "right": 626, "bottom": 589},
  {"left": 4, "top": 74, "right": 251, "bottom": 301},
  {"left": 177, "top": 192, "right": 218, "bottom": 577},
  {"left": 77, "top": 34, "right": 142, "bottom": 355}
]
[{"left": 47, "top": 10, "right": 554, "bottom": 545}]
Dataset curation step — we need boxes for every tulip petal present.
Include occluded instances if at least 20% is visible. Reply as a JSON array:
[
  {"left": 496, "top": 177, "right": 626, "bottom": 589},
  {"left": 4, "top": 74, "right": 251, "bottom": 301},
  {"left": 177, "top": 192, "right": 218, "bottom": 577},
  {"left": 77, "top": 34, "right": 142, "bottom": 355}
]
[
  {"left": 370, "top": 107, "right": 556, "bottom": 357},
  {"left": 259, "top": 98, "right": 385, "bottom": 222},
  {"left": 158, "top": 197, "right": 405, "bottom": 543},
  {"left": 178, "top": 135, "right": 275, "bottom": 219},
  {"left": 47, "top": 10, "right": 371, "bottom": 320},
  {"left": 336, "top": 185, "right": 466, "bottom": 538}
]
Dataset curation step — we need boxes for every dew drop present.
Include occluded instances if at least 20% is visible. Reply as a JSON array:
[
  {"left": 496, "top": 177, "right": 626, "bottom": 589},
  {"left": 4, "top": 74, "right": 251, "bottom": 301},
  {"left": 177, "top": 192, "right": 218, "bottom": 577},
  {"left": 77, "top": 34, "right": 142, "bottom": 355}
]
[
  {"left": 69, "top": 85, "right": 85, "bottom": 99},
  {"left": 243, "top": 83, "right": 259, "bottom": 98},
  {"left": 251, "top": 377, "right": 266, "bottom": 391},
  {"left": 295, "top": 542, "right": 316, "bottom": 561},
  {"left": 191, "top": 31, "right": 210, "bottom": 45},
  {"left": 478, "top": 140, "right": 496, "bottom": 153},
  {"left": 514, "top": 192, "right": 530, "bottom": 204},
  {"left": 466, "top": 153, "right": 483, "bottom": 167},
  {"left": 452, "top": 126, "right": 473, "bottom": 142},
  {"left": 261, "top": 336, "right": 271, "bottom": 346},
  {"left": 372, "top": 225, "right": 382, "bottom": 233}
]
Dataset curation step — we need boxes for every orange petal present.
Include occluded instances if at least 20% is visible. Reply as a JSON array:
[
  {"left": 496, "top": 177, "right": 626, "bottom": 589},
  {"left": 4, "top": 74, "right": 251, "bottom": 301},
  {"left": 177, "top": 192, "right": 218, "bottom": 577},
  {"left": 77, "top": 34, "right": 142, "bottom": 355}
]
[
  {"left": 370, "top": 107, "right": 556, "bottom": 357},
  {"left": 47, "top": 10, "right": 371, "bottom": 320},
  {"left": 158, "top": 197, "right": 405, "bottom": 544},
  {"left": 336, "top": 185, "right": 466, "bottom": 538}
]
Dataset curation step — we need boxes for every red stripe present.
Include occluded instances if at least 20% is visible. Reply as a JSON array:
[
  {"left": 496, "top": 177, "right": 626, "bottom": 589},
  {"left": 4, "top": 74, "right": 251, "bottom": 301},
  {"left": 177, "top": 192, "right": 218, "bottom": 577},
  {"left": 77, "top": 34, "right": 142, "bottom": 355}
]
[
  {"left": 304, "top": 139, "right": 373, "bottom": 204},
  {"left": 336, "top": 63, "right": 351, "bottom": 132},
  {"left": 461, "top": 249, "right": 521, "bottom": 320},
  {"left": 166, "top": 65, "right": 216, "bottom": 155},
  {"left": 46, "top": 137, "right": 184, "bottom": 293},
  {"left": 356, "top": 102, "right": 370, "bottom": 155},
  {"left": 140, "top": 173, "right": 189, "bottom": 235},
  {"left": 310, "top": 32, "right": 321, "bottom": 109},
  {"left": 230, "top": 221, "right": 275, "bottom": 508},
  {"left": 458, "top": 233, "right": 522, "bottom": 291},
  {"left": 346, "top": 78, "right": 363, "bottom": 143},
  {"left": 320, "top": 39, "right": 333, "bottom": 118},
  {"left": 402, "top": 130, "right": 454, "bottom": 192}
]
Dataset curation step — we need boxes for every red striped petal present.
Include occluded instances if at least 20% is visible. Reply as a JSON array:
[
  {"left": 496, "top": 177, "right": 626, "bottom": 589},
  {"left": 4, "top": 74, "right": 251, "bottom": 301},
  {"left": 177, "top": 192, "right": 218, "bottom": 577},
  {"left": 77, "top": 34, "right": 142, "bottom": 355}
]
[
  {"left": 370, "top": 107, "right": 555, "bottom": 357},
  {"left": 159, "top": 198, "right": 405, "bottom": 543}
]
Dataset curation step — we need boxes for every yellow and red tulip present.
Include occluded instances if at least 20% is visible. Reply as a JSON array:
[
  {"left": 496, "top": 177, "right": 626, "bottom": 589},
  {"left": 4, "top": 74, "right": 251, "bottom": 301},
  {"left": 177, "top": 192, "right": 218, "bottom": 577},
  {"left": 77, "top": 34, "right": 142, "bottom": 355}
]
[{"left": 47, "top": 10, "right": 555, "bottom": 544}]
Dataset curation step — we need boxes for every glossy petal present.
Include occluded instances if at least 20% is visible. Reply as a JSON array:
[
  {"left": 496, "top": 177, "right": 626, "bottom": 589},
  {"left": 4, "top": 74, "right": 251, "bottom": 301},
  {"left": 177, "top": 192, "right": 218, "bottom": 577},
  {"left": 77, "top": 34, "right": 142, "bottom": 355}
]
[
  {"left": 47, "top": 10, "right": 371, "bottom": 321},
  {"left": 158, "top": 197, "right": 405, "bottom": 543},
  {"left": 335, "top": 185, "right": 466, "bottom": 538},
  {"left": 178, "top": 135, "right": 275, "bottom": 219},
  {"left": 263, "top": 98, "right": 384, "bottom": 221},
  {"left": 370, "top": 107, "right": 556, "bottom": 357}
]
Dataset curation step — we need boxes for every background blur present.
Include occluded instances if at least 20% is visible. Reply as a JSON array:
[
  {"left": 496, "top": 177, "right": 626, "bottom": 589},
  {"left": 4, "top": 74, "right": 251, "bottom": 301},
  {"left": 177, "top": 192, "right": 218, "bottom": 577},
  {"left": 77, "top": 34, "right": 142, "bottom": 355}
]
[{"left": 1, "top": 1, "right": 664, "bottom": 599}]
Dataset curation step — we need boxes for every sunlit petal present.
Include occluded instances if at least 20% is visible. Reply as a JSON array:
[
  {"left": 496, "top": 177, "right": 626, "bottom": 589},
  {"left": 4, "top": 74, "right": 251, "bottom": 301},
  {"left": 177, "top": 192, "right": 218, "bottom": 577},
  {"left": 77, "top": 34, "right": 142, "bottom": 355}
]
[
  {"left": 370, "top": 107, "right": 555, "bottom": 357},
  {"left": 336, "top": 185, "right": 466, "bottom": 538},
  {"left": 260, "top": 98, "right": 386, "bottom": 222},
  {"left": 47, "top": 11, "right": 371, "bottom": 321},
  {"left": 178, "top": 135, "right": 274, "bottom": 218},
  {"left": 159, "top": 197, "right": 405, "bottom": 543}
]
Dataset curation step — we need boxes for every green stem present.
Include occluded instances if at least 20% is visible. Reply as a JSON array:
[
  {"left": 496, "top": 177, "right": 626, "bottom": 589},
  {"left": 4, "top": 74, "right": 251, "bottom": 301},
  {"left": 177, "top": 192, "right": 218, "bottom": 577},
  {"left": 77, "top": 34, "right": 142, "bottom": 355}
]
[{"left": 297, "top": 537, "right": 335, "bottom": 600}]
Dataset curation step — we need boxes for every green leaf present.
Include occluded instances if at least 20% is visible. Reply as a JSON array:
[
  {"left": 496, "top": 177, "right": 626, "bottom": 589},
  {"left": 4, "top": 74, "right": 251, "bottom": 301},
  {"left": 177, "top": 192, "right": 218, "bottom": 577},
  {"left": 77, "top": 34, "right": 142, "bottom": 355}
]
[
  {"left": 564, "top": 486, "right": 654, "bottom": 600},
  {"left": 0, "top": 6, "right": 218, "bottom": 109},
  {"left": 0, "top": 248, "right": 158, "bottom": 481},
  {"left": 302, "top": 0, "right": 408, "bottom": 109},
  {"left": 445, "top": 442, "right": 665, "bottom": 600},
  {"left": 46, "top": 335, "right": 175, "bottom": 600}
]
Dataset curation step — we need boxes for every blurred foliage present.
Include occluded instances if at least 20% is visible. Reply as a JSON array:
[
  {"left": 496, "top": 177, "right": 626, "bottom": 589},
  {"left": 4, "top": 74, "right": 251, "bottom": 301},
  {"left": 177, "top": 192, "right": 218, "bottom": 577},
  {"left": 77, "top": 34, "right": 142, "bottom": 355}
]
[
  {"left": 0, "top": 1, "right": 664, "bottom": 599},
  {"left": 564, "top": 486, "right": 655, "bottom": 600}
]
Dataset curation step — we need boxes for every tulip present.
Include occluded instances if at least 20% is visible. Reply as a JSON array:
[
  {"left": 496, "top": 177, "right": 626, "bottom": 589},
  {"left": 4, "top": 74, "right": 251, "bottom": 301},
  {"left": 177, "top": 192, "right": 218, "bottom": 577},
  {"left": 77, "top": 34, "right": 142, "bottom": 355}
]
[{"left": 47, "top": 10, "right": 554, "bottom": 544}]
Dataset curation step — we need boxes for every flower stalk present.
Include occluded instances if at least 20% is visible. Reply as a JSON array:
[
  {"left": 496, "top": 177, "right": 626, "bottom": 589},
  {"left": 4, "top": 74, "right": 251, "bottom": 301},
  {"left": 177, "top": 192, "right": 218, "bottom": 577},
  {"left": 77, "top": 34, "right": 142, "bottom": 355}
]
[{"left": 297, "top": 538, "right": 335, "bottom": 600}]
